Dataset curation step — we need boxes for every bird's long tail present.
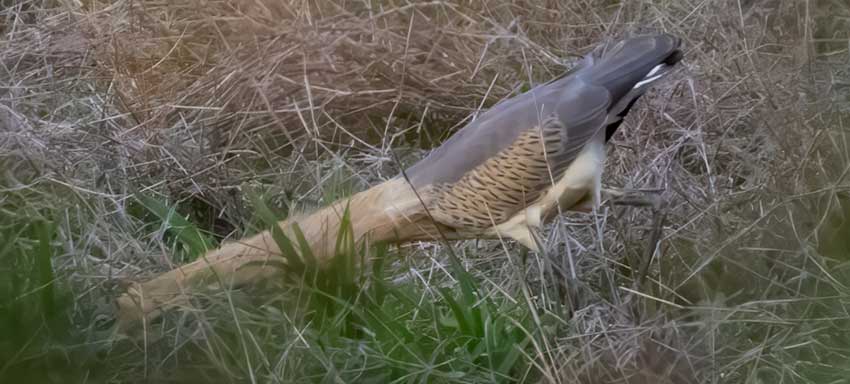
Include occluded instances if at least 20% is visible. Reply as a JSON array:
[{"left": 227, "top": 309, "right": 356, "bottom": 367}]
[{"left": 114, "top": 178, "right": 451, "bottom": 334}]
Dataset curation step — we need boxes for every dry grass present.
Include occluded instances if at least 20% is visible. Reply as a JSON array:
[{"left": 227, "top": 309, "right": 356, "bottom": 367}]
[{"left": 2, "top": 0, "right": 849, "bottom": 383}]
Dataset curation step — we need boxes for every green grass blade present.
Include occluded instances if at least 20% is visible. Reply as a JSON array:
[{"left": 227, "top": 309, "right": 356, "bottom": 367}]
[
  {"left": 134, "top": 193, "right": 215, "bottom": 261},
  {"left": 437, "top": 287, "right": 472, "bottom": 336},
  {"left": 33, "top": 220, "right": 56, "bottom": 323},
  {"left": 249, "top": 192, "right": 305, "bottom": 274}
]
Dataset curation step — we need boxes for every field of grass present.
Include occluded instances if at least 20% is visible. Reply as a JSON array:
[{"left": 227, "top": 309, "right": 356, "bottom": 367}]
[{"left": 2, "top": 0, "right": 849, "bottom": 383}]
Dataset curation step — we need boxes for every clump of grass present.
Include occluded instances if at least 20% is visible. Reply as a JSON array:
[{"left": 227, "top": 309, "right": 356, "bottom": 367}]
[
  {"left": 0, "top": 193, "right": 108, "bottom": 382},
  {"left": 132, "top": 193, "right": 218, "bottom": 263},
  {"left": 96, "top": 193, "right": 540, "bottom": 382},
  {"left": 0, "top": 217, "right": 65, "bottom": 379},
  {"left": 241, "top": 201, "right": 538, "bottom": 382}
]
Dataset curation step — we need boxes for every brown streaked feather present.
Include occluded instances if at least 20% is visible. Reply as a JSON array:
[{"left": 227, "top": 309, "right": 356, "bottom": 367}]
[{"left": 428, "top": 115, "right": 568, "bottom": 229}]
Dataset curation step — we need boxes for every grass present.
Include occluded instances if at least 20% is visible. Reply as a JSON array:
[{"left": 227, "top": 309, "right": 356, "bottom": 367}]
[
  {"left": 2, "top": 0, "right": 850, "bottom": 383},
  {"left": 1, "top": 187, "right": 541, "bottom": 383},
  {"left": 0, "top": 189, "right": 101, "bottom": 381}
]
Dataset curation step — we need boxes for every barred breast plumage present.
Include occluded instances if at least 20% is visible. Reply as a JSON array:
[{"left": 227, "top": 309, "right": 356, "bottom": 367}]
[{"left": 428, "top": 116, "right": 565, "bottom": 229}]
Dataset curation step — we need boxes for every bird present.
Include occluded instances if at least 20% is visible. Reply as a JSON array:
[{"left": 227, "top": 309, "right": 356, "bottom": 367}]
[
  {"left": 112, "top": 34, "right": 683, "bottom": 334},
  {"left": 402, "top": 33, "right": 684, "bottom": 251}
]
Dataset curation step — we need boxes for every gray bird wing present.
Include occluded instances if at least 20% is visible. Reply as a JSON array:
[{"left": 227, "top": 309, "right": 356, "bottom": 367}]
[{"left": 404, "top": 78, "right": 611, "bottom": 229}]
